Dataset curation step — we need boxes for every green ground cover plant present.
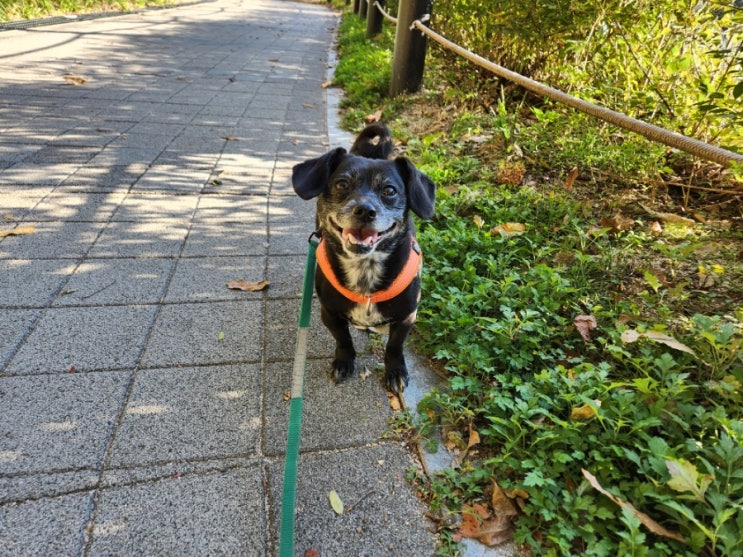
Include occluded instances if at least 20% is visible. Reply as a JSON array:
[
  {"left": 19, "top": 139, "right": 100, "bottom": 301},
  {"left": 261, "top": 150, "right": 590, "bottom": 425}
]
[
  {"left": 334, "top": 9, "right": 743, "bottom": 557},
  {"left": 0, "top": 0, "right": 188, "bottom": 21}
]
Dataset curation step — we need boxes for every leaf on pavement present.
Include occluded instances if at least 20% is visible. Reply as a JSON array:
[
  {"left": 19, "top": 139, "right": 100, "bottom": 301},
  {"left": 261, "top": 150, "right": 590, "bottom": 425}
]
[
  {"left": 227, "top": 279, "right": 269, "bottom": 292},
  {"left": 64, "top": 75, "right": 87, "bottom": 85},
  {"left": 0, "top": 225, "right": 35, "bottom": 237},
  {"left": 328, "top": 489, "right": 344, "bottom": 515},
  {"left": 582, "top": 469, "right": 685, "bottom": 542}
]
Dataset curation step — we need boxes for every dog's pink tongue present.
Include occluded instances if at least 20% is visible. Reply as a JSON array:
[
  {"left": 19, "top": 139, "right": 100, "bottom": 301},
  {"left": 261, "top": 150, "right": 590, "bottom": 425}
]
[{"left": 342, "top": 227, "right": 379, "bottom": 247}]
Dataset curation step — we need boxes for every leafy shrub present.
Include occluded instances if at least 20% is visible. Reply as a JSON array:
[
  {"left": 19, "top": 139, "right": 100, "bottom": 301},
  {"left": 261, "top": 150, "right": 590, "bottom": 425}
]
[
  {"left": 431, "top": 0, "right": 743, "bottom": 151},
  {"left": 415, "top": 184, "right": 743, "bottom": 556}
]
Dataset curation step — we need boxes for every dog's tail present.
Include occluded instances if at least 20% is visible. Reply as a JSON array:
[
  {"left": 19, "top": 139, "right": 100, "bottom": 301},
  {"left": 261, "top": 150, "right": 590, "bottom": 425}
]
[{"left": 350, "top": 123, "right": 393, "bottom": 160}]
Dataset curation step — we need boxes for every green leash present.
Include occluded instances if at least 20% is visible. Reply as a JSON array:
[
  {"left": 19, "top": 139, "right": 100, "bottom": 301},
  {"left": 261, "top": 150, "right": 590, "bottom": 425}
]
[{"left": 279, "top": 233, "right": 319, "bottom": 557}]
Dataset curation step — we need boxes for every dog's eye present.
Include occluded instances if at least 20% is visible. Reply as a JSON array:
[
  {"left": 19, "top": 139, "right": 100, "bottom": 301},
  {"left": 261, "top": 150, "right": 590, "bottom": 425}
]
[
  {"left": 382, "top": 186, "right": 397, "bottom": 197},
  {"left": 335, "top": 180, "right": 349, "bottom": 191}
]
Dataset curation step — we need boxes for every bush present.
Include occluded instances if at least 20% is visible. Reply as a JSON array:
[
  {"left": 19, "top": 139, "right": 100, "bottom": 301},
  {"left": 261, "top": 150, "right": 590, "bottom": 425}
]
[{"left": 431, "top": 0, "right": 743, "bottom": 151}]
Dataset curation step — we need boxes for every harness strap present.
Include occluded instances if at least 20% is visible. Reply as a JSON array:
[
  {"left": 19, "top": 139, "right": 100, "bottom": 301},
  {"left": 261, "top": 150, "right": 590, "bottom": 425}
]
[{"left": 315, "top": 235, "right": 422, "bottom": 305}]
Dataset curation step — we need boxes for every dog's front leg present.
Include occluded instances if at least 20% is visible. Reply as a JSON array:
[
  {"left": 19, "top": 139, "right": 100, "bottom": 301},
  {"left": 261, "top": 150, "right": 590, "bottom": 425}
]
[
  {"left": 320, "top": 306, "right": 356, "bottom": 383},
  {"left": 383, "top": 314, "right": 415, "bottom": 394}
]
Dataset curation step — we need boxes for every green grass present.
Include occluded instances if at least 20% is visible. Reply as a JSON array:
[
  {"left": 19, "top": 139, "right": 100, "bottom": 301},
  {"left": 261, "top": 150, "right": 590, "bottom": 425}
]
[
  {"left": 0, "top": 0, "right": 186, "bottom": 21},
  {"left": 334, "top": 11, "right": 743, "bottom": 557}
]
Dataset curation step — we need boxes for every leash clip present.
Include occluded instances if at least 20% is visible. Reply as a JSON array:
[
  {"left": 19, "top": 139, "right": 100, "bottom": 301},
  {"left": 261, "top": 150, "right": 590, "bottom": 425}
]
[{"left": 308, "top": 231, "right": 321, "bottom": 245}]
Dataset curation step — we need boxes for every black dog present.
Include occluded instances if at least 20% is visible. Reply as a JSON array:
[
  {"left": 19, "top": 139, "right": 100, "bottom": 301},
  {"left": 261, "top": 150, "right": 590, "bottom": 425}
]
[{"left": 292, "top": 124, "right": 436, "bottom": 393}]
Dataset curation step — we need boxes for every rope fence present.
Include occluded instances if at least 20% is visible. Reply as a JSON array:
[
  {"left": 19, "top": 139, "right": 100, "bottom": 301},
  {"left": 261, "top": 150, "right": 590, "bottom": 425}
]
[{"left": 358, "top": 0, "right": 743, "bottom": 168}]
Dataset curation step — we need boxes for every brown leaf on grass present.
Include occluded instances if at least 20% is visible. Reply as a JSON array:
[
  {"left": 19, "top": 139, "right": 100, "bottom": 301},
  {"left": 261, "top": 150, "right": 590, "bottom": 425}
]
[
  {"left": 564, "top": 166, "right": 579, "bottom": 190},
  {"left": 600, "top": 213, "right": 635, "bottom": 233},
  {"left": 649, "top": 221, "right": 663, "bottom": 236},
  {"left": 639, "top": 203, "right": 696, "bottom": 225},
  {"left": 621, "top": 329, "right": 695, "bottom": 355},
  {"left": 571, "top": 400, "right": 601, "bottom": 421},
  {"left": 226, "top": 279, "right": 269, "bottom": 292},
  {"left": 63, "top": 75, "right": 87, "bottom": 85},
  {"left": 0, "top": 225, "right": 35, "bottom": 237},
  {"left": 491, "top": 481, "right": 519, "bottom": 518},
  {"left": 582, "top": 469, "right": 686, "bottom": 542},
  {"left": 458, "top": 502, "right": 514, "bottom": 546},
  {"left": 365, "top": 109, "right": 383, "bottom": 123},
  {"left": 574, "top": 314, "right": 598, "bottom": 342},
  {"left": 490, "top": 222, "right": 526, "bottom": 237},
  {"left": 456, "top": 422, "right": 482, "bottom": 465}
]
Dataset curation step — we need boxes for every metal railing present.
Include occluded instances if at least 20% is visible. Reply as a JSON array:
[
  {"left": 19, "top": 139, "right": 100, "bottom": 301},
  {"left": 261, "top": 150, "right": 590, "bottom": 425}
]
[{"left": 353, "top": 0, "right": 743, "bottom": 168}]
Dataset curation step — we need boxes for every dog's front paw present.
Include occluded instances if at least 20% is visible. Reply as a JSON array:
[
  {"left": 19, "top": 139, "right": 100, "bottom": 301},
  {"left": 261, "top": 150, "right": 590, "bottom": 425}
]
[
  {"left": 331, "top": 358, "right": 356, "bottom": 383},
  {"left": 384, "top": 365, "right": 409, "bottom": 394}
]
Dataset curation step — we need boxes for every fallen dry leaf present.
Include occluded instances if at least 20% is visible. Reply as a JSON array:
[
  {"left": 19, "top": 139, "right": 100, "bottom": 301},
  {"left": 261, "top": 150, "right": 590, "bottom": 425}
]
[
  {"left": 582, "top": 469, "right": 685, "bottom": 542},
  {"left": 600, "top": 213, "right": 635, "bottom": 233},
  {"left": 365, "top": 109, "right": 383, "bottom": 123},
  {"left": 321, "top": 80, "right": 333, "bottom": 88},
  {"left": 571, "top": 400, "right": 601, "bottom": 421},
  {"left": 491, "top": 481, "right": 519, "bottom": 518},
  {"left": 0, "top": 225, "right": 35, "bottom": 237},
  {"left": 564, "top": 166, "right": 579, "bottom": 190},
  {"left": 328, "top": 489, "right": 344, "bottom": 515},
  {"left": 226, "top": 279, "right": 269, "bottom": 292},
  {"left": 639, "top": 203, "right": 695, "bottom": 225},
  {"left": 574, "top": 314, "right": 598, "bottom": 342},
  {"left": 304, "top": 550, "right": 320, "bottom": 557},
  {"left": 387, "top": 391, "right": 402, "bottom": 411},
  {"left": 490, "top": 222, "right": 526, "bottom": 237},
  {"left": 221, "top": 136, "right": 238, "bottom": 141},
  {"left": 649, "top": 221, "right": 663, "bottom": 236},
  {"left": 458, "top": 502, "right": 514, "bottom": 547},
  {"left": 621, "top": 329, "right": 695, "bottom": 355},
  {"left": 63, "top": 75, "right": 87, "bottom": 85}
]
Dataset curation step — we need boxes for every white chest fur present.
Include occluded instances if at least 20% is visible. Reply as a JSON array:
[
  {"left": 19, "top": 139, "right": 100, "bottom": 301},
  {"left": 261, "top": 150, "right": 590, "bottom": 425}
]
[{"left": 348, "top": 302, "right": 389, "bottom": 333}]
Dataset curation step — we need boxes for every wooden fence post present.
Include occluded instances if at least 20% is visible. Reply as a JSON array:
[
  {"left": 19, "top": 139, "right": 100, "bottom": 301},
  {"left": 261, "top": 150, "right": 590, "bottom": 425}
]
[
  {"left": 390, "top": 0, "right": 431, "bottom": 96},
  {"left": 365, "top": 0, "right": 384, "bottom": 38},
  {"left": 353, "top": 0, "right": 360, "bottom": 15},
  {"left": 360, "top": 0, "right": 368, "bottom": 18}
]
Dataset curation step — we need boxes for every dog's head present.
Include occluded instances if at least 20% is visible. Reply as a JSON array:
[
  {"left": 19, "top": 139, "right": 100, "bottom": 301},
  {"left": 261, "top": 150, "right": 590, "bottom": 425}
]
[{"left": 292, "top": 147, "right": 436, "bottom": 256}]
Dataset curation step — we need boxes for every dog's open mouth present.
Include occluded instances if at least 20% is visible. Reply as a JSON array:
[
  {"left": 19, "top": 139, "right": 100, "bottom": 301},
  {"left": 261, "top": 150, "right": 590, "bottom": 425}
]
[{"left": 331, "top": 219, "right": 395, "bottom": 249}]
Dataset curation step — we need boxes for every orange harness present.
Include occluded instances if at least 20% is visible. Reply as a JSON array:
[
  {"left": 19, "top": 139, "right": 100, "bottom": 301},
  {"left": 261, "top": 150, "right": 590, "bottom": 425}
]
[{"left": 315, "top": 236, "right": 422, "bottom": 305}]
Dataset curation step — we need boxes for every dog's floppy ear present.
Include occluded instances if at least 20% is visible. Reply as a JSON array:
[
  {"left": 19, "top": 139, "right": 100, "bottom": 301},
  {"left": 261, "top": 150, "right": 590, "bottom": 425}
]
[
  {"left": 292, "top": 147, "right": 347, "bottom": 200},
  {"left": 394, "top": 157, "right": 436, "bottom": 219}
]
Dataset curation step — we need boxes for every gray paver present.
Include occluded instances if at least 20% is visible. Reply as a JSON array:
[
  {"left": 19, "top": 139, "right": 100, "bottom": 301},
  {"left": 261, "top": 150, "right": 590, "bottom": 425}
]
[
  {"left": 140, "top": 300, "right": 263, "bottom": 367},
  {"left": 0, "top": 372, "right": 130, "bottom": 474},
  {"left": 0, "top": 492, "right": 92, "bottom": 557},
  {"left": 109, "top": 365, "right": 261, "bottom": 466},
  {"left": 0, "top": 1, "right": 449, "bottom": 555},
  {"left": 87, "top": 468, "right": 265, "bottom": 556},
  {"left": 6, "top": 306, "right": 155, "bottom": 374}
]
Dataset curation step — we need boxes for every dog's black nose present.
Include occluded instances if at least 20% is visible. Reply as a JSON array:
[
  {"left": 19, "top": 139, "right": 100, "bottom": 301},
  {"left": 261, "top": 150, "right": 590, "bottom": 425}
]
[{"left": 352, "top": 202, "right": 376, "bottom": 221}]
